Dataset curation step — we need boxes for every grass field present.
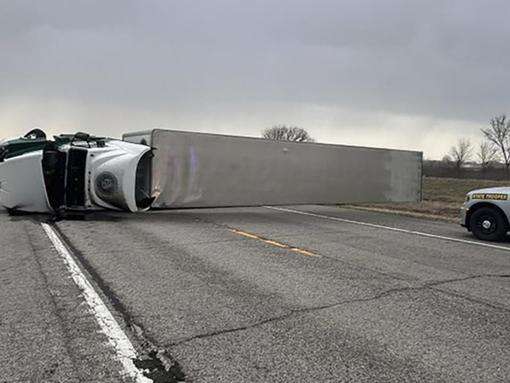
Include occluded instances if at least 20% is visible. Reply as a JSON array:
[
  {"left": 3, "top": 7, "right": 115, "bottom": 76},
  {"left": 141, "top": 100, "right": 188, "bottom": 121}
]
[{"left": 350, "top": 177, "right": 509, "bottom": 222}]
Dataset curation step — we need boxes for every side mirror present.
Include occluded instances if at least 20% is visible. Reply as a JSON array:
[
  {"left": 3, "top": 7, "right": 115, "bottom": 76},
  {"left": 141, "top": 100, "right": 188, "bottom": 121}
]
[{"left": 24, "top": 128, "right": 47, "bottom": 140}]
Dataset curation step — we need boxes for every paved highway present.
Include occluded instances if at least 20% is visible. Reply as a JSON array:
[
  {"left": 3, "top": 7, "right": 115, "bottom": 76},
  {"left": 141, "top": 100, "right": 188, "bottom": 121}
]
[{"left": 2, "top": 205, "right": 510, "bottom": 382}]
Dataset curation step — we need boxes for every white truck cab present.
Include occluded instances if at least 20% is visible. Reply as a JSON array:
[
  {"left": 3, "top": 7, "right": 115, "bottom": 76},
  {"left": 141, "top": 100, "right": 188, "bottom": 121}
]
[
  {"left": 0, "top": 130, "right": 154, "bottom": 216},
  {"left": 461, "top": 187, "right": 510, "bottom": 241}
]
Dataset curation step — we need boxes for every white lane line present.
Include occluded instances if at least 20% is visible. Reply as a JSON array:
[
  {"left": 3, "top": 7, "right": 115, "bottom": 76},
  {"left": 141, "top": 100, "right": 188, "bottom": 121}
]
[
  {"left": 264, "top": 206, "right": 510, "bottom": 252},
  {"left": 41, "top": 223, "right": 151, "bottom": 383}
]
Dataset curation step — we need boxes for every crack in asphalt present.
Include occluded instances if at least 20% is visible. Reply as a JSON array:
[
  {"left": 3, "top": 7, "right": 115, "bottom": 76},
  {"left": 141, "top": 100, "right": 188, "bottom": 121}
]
[
  {"left": 426, "top": 273, "right": 510, "bottom": 312},
  {"left": 51, "top": 222, "right": 186, "bottom": 383},
  {"left": 48, "top": 213, "right": 510, "bottom": 379},
  {"left": 167, "top": 273, "right": 510, "bottom": 348}
]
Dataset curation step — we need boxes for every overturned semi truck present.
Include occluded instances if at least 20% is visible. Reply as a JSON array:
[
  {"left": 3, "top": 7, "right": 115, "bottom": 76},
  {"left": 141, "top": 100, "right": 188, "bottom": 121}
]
[
  {"left": 0, "top": 129, "right": 153, "bottom": 214},
  {"left": 0, "top": 128, "right": 422, "bottom": 215}
]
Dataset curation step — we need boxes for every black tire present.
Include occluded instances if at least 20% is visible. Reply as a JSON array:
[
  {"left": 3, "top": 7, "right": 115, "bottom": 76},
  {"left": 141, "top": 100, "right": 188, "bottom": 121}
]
[{"left": 470, "top": 207, "right": 507, "bottom": 241}]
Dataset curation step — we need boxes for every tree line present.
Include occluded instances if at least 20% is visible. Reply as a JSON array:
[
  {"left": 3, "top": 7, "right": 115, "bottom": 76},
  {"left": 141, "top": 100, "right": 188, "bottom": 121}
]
[
  {"left": 263, "top": 121, "right": 510, "bottom": 180},
  {"left": 446, "top": 115, "right": 510, "bottom": 173}
]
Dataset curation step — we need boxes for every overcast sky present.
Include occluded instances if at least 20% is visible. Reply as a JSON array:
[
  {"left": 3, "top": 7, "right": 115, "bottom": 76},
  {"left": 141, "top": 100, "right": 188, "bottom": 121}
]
[{"left": 1, "top": 0, "right": 509, "bottom": 158}]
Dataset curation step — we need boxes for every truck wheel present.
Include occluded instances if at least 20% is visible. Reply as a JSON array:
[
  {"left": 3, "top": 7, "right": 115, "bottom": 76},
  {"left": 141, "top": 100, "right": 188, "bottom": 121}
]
[{"left": 470, "top": 207, "right": 507, "bottom": 241}]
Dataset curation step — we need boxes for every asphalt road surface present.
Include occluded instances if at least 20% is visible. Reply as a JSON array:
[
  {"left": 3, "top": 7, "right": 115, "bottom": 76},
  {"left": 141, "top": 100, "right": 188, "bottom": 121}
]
[{"left": 2, "top": 205, "right": 510, "bottom": 382}]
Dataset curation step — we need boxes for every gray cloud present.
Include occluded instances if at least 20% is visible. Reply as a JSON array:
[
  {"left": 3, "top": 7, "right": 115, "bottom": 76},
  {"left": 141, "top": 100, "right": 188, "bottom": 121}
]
[{"left": 1, "top": 0, "right": 509, "bottom": 158}]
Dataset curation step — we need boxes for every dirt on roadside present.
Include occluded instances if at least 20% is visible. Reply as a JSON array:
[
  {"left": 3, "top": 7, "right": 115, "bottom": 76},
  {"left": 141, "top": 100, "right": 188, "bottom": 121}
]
[{"left": 349, "top": 176, "right": 509, "bottom": 222}]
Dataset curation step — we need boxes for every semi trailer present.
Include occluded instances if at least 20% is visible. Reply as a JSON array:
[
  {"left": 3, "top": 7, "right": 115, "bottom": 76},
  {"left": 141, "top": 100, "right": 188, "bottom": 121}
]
[
  {"left": 123, "top": 129, "right": 422, "bottom": 208},
  {"left": 0, "top": 128, "right": 422, "bottom": 215}
]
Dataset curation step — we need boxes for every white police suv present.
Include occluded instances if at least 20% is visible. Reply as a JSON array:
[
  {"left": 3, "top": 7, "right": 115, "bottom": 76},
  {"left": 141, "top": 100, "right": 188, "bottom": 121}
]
[{"left": 461, "top": 187, "right": 510, "bottom": 241}]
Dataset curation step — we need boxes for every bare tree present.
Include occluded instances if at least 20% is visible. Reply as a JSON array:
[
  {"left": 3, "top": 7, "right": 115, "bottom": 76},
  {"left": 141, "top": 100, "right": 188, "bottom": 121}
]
[
  {"left": 262, "top": 125, "right": 314, "bottom": 142},
  {"left": 477, "top": 141, "right": 497, "bottom": 170},
  {"left": 481, "top": 115, "right": 510, "bottom": 173},
  {"left": 448, "top": 138, "right": 472, "bottom": 169}
]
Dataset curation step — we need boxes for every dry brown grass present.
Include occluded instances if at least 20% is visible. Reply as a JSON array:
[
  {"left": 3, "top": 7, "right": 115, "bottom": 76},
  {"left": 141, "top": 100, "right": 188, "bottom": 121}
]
[{"left": 349, "top": 177, "right": 510, "bottom": 222}]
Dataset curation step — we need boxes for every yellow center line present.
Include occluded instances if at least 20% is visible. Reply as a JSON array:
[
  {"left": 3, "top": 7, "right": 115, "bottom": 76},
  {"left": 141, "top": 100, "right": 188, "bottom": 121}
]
[
  {"left": 230, "top": 229, "right": 260, "bottom": 239},
  {"left": 263, "top": 239, "right": 288, "bottom": 248},
  {"left": 290, "top": 248, "right": 318, "bottom": 257},
  {"left": 229, "top": 228, "right": 319, "bottom": 257}
]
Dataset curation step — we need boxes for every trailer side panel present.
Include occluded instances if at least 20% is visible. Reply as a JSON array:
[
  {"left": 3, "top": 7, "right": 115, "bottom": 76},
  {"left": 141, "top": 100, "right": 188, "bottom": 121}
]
[{"left": 124, "top": 129, "right": 422, "bottom": 208}]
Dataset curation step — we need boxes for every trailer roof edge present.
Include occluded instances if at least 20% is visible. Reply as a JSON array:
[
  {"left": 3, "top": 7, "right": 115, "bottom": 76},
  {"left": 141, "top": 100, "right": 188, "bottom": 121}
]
[{"left": 123, "top": 128, "right": 422, "bottom": 156}]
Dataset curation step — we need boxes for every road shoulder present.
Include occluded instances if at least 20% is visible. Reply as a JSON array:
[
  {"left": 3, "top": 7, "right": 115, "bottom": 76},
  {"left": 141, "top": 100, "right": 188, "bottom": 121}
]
[
  {"left": 0, "top": 214, "right": 129, "bottom": 382},
  {"left": 342, "top": 204, "right": 458, "bottom": 223}
]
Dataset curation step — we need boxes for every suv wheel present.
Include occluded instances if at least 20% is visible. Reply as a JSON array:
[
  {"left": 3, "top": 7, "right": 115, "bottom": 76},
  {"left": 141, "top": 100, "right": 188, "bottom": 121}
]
[{"left": 470, "top": 207, "right": 507, "bottom": 241}]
